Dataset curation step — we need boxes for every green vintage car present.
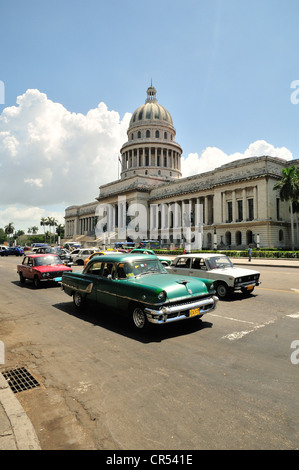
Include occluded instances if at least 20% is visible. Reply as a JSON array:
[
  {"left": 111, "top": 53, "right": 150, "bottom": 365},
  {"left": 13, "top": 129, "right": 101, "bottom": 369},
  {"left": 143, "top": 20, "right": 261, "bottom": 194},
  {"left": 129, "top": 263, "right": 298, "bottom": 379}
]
[{"left": 61, "top": 253, "right": 218, "bottom": 331}]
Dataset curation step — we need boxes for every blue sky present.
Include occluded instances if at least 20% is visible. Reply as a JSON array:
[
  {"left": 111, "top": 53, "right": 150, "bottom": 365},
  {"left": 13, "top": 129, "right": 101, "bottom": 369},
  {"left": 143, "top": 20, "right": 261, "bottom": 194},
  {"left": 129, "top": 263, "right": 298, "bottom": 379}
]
[{"left": 0, "top": 0, "right": 298, "bottom": 232}]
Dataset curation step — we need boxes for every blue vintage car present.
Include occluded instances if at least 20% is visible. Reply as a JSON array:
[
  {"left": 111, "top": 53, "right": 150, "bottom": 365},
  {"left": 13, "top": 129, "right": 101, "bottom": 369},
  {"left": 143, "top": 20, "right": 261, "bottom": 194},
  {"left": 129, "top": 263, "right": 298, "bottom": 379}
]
[{"left": 61, "top": 253, "right": 218, "bottom": 331}]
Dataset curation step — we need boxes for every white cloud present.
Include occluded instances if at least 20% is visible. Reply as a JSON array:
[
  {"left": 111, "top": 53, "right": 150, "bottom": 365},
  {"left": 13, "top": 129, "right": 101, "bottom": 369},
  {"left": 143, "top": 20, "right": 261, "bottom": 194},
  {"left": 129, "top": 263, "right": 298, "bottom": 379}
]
[
  {"left": 181, "top": 140, "right": 293, "bottom": 177},
  {"left": 0, "top": 89, "right": 131, "bottom": 208}
]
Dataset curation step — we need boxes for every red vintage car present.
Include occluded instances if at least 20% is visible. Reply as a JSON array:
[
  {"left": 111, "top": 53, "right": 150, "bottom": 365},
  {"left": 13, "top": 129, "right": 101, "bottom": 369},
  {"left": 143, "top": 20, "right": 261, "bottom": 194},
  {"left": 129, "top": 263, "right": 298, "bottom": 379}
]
[{"left": 17, "top": 254, "right": 72, "bottom": 288}]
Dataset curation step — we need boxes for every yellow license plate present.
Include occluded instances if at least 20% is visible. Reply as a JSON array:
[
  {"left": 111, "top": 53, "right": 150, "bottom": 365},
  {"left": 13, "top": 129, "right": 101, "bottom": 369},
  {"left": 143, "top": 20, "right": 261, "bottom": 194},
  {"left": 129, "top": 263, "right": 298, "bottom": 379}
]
[{"left": 190, "top": 307, "right": 200, "bottom": 317}]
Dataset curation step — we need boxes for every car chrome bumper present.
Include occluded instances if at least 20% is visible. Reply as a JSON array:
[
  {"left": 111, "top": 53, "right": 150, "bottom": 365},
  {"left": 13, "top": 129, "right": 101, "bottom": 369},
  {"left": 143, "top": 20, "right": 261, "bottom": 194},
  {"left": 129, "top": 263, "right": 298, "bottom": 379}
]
[
  {"left": 235, "top": 280, "right": 261, "bottom": 289},
  {"left": 144, "top": 295, "right": 218, "bottom": 325}
]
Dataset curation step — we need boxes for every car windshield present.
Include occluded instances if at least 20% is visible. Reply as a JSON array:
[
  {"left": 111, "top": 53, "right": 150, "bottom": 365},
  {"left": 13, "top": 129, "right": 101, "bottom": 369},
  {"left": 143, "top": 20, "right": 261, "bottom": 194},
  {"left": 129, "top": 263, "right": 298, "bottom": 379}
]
[
  {"left": 118, "top": 259, "right": 166, "bottom": 279},
  {"left": 206, "top": 256, "right": 234, "bottom": 270},
  {"left": 34, "top": 255, "right": 62, "bottom": 266}
]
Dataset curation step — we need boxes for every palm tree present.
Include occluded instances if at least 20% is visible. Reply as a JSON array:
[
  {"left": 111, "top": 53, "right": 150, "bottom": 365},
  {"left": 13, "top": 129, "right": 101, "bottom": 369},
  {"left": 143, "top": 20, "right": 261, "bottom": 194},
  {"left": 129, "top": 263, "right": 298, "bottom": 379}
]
[
  {"left": 46, "top": 217, "right": 58, "bottom": 244},
  {"left": 274, "top": 166, "right": 299, "bottom": 250},
  {"left": 4, "top": 222, "right": 14, "bottom": 243},
  {"left": 40, "top": 217, "right": 47, "bottom": 242},
  {"left": 56, "top": 224, "right": 64, "bottom": 245}
]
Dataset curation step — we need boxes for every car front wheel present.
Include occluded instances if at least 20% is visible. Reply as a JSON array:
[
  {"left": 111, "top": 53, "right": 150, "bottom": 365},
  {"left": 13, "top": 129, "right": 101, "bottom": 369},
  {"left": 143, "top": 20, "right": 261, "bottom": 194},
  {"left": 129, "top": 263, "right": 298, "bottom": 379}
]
[
  {"left": 241, "top": 286, "right": 255, "bottom": 296},
  {"left": 131, "top": 305, "right": 149, "bottom": 331},
  {"left": 19, "top": 272, "right": 25, "bottom": 284},
  {"left": 33, "top": 276, "right": 40, "bottom": 288},
  {"left": 215, "top": 282, "right": 230, "bottom": 299}
]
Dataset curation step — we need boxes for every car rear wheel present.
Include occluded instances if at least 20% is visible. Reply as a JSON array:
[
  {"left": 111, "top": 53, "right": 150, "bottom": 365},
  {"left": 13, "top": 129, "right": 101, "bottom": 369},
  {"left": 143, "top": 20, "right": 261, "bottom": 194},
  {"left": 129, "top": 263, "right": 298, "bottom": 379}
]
[
  {"left": 73, "top": 291, "right": 85, "bottom": 310},
  {"left": 131, "top": 305, "right": 149, "bottom": 331}
]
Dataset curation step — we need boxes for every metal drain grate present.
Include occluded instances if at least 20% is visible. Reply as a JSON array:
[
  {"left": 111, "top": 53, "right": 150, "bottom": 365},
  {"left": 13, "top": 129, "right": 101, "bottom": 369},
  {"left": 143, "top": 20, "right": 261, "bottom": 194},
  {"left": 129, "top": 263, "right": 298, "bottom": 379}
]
[{"left": 2, "top": 367, "right": 40, "bottom": 393}]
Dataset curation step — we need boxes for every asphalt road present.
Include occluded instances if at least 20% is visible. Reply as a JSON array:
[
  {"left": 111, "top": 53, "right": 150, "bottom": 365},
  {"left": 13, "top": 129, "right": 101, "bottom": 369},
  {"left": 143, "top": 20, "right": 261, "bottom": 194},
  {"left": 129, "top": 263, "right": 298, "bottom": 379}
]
[{"left": 0, "top": 255, "right": 298, "bottom": 450}]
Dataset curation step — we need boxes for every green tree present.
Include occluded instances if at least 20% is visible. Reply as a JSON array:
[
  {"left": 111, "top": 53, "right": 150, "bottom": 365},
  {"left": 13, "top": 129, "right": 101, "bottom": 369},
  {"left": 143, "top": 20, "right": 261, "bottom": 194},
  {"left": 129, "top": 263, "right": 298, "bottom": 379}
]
[
  {"left": 56, "top": 224, "right": 64, "bottom": 245},
  {"left": 46, "top": 217, "right": 58, "bottom": 244},
  {"left": 4, "top": 222, "right": 14, "bottom": 244},
  {"left": 40, "top": 217, "right": 47, "bottom": 242},
  {"left": 274, "top": 166, "right": 299, "bottom": 250}
]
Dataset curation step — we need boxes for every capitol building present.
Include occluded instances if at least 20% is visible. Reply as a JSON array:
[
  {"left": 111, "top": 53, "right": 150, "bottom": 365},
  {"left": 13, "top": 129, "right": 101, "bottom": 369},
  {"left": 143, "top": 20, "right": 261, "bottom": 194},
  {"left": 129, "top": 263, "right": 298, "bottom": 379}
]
[{"left": 64, "top": 85, "right": 298, "bottom": 250}]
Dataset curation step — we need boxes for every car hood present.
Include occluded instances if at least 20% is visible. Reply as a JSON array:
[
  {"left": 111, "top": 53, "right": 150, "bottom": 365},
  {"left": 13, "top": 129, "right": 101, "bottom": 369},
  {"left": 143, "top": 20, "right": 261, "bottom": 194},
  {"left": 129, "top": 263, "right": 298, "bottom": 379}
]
[
  {"left": 128, "top": 273, "right": 213, "bottom": 301},
  {"left": 210, "top": 267, "right": 260, "bottom": 277},
  {"left": 32, "top": 265, "right": 72, "bottom": 273}
]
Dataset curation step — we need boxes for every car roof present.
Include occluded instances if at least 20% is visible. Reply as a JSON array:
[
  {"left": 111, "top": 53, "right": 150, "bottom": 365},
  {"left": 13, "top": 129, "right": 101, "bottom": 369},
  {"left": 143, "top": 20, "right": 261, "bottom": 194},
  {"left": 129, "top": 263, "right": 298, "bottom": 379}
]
[
  {"left": 87, "top": 253, "right": 157, "bottom": 264},
  {"left": 26, "top": 253, "right": 60, "bottom": 258},
  {"left": 176, "top": 253, "right": 227, "bottom": 259}
]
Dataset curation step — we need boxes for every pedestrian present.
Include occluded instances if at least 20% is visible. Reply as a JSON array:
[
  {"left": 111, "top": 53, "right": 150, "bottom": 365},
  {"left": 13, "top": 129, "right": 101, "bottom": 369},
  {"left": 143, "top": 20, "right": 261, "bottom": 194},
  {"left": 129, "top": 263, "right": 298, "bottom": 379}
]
[{"left": 248, "top": 246, "right": 252, "bottom": 262}]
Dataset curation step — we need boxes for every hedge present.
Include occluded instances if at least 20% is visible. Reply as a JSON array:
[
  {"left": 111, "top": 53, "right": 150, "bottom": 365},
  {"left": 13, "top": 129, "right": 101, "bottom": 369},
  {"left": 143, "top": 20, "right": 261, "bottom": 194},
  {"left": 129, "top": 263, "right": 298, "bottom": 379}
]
[{"left": 154, "top": 249, "right": 299, "bottom": 259}]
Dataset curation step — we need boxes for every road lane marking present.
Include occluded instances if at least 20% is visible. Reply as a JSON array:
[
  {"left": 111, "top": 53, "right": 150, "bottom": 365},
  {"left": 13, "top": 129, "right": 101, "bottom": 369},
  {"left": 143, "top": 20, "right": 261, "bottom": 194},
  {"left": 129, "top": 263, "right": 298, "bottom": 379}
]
[
  {"left": 286, "top": 313, "right": 299, "bottom": 318},
  {"left": 221, "top": 312, "right": 299, "bottom": 341},
  {"left": 221, "top": 320, "right": 275, "bottom": 341},
  {"left": 209, "top": 313, "right": 256, "bottom": 325},
  {"left": 260, "top": 287, "right": 299, "bottom": 294}
]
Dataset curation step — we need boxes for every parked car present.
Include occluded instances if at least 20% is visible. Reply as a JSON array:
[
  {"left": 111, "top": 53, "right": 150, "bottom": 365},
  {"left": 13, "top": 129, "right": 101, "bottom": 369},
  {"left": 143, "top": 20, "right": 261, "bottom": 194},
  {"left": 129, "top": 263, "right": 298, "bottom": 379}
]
[
  {"left": 167, "top": 253, "right": 261, "bottom": 299},
  {"left": 0, "top": 246, "right": 24, "bottom": 256},
  {"left": 130, "top": 248, "right": 172, "bottom": 266},
  {"left": 17, "top": 254, "right": 72, "bottom": 288},
  {"left": 70, "top": 248, "right": 98, "bottom": 265},
  {"left": 35, "top": 246, "right": 72, "bottom": 265},
  {"left": 61, "top": 253, "right": 218, "bottom": 331}
]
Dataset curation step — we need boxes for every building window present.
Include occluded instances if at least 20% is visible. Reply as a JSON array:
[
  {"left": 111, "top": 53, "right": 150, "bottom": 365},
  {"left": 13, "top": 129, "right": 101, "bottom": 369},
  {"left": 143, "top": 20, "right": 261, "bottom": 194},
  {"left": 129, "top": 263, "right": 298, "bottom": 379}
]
[
  {"left": 279, "top": 229, "right": 284, "bottom": 241},
  {"left": 236, "top": 231, "right": 242, "bottom": 245},
  {"left": 225, "top": 231, "right": 231, "bottom": 246},
  {"left": 227, "top": 201, "right": 233, "bottom": 222},
  {"left": 237, "top": 200, "right": 243, "bottom": 221},
  {"left": 248, "top": 198, "right": 254, "bottom": 220},
  {"left": 138, "top": 131, "right": 141, "bottom": 138},
  {"left": 155, "top": 130, "right": 159, "bottom": 138},
  {"left": 146, "top": 130, "right": 150, "bottom": 138},
  {"left": 131, "top": 133, "right": 134, "bottom": 140},
  {"left": 164, "top": 156, "right": 167, "bottom": 167},
  {"left": 276, "top": 198, "right": 281, "bottom": 220},
  {"left": 246, "top": 230, "right": 253, "bottom": 245}
]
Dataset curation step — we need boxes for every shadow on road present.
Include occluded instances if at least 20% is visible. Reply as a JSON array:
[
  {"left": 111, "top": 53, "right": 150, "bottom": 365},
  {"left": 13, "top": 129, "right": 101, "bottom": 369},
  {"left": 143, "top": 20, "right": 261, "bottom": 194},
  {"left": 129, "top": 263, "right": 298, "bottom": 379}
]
[{"left": 52, "top": 300, "right": 213, "bottom": 344}]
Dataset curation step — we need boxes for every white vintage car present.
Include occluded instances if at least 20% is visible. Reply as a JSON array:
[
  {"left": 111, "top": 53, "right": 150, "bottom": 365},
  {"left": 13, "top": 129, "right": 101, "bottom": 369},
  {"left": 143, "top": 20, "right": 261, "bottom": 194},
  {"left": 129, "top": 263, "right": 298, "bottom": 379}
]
[
  {"left": 167, "top": 253, "right": 261, "bottom": 299},
  {"left": 69, "top": 248, "right": 98, "bottom": 265}
]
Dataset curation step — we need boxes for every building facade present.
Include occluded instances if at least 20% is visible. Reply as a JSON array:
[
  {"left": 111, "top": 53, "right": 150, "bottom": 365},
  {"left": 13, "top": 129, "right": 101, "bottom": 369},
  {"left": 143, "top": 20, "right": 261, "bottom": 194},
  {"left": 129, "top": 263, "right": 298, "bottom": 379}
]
[{"left": 64, "top": 85, "right": 299, "bottom": 250}]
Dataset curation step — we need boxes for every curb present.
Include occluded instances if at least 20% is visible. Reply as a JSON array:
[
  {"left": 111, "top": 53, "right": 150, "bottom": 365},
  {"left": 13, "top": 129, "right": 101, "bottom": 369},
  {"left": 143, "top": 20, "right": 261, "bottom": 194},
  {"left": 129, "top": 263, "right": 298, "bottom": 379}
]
[{"left": 0, "top": 373, "right": 41, "bottom": 450}]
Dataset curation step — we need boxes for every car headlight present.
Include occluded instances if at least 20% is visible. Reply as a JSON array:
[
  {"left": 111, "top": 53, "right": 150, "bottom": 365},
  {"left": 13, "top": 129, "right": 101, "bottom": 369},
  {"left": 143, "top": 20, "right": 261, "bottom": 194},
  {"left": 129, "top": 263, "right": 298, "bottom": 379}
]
[{"left": 157, "top": 291, "right": 166, "bottom": 301}]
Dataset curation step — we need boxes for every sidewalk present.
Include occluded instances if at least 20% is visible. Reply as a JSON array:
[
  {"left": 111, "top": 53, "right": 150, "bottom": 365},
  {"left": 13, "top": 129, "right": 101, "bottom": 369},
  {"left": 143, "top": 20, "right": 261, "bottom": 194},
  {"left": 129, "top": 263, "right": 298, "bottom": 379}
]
[
  {"left": 0, "top": 372, "right": 40, "bottom": 450},
  {"left": 230, "top": 257, "right": 299, "bottom": 268}
]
